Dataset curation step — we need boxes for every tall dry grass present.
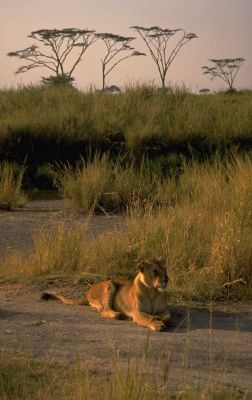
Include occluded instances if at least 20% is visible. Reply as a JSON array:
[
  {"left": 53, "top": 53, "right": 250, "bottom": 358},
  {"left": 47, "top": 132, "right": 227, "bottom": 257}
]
[
  {"left": 0, "top": 162, "right": 26, "bottom": 210},
  {"left": 1, "top": 155, "right": 251, "bottom": 300},
  {"left": 50, "top": 155, "right": 112, "bottom": 212},
  {"left": 50, "top": 156, "right": 158, "bottom": 212}
]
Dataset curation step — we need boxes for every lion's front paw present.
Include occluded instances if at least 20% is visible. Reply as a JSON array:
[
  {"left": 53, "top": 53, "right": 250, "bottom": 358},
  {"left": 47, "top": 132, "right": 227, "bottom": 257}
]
[
  {"left": 150, "top": 319, "right": 166, "bottom": 332},
  {"left": 101, "top": 310, "right": 125, "bottom": 319}
]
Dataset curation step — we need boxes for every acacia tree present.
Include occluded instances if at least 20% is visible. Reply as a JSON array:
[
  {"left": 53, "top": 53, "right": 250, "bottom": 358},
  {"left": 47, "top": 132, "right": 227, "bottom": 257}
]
[
  {"left": 95, "top": 33, "right": 145, "bottom": 90},
  {"left": 7, "top": 28, "right": 96, "bottom": 85},
  {"left": 130, "top": 26, "right": 198, "bottom": 88},
  {"left": 202, "top": 58, "right": 245, "bottom": 91}
]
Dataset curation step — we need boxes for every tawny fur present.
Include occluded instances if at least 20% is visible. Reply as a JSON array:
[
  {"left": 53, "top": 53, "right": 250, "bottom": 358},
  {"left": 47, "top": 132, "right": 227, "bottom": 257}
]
[{"left": 41, "top": 258, "right": 171, "bottom": 332}]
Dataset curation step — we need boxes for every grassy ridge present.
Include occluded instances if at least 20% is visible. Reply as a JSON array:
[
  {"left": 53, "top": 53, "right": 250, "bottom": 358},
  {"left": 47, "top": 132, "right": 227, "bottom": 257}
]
[{"left": 1, "top": 86, "right": 252, "bottom": 163}]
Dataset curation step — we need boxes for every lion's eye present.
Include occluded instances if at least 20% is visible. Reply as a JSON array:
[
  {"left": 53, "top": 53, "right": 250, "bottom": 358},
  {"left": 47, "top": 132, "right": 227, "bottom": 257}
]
[{"left": 153, "top": 270, "right": 159, "bottom": 276}]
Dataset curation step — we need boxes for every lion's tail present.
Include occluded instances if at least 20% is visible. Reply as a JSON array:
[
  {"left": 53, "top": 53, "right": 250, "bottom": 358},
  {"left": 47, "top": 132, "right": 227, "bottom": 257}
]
[{"left": 41, "top": 292, "right": 89, "bottom": 306}]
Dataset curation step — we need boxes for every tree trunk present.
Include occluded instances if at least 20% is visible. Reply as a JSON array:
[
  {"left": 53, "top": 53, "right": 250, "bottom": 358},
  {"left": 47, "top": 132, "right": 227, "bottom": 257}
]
[
  {"left": 102, "top": 64, "right": 106, "bottom": 90},
  {"left": 161, "top": 76, "right": 165, "bottom": 89}
]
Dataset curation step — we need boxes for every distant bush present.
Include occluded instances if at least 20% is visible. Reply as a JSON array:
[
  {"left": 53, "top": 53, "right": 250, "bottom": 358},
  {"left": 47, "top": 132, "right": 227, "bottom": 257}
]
[{"left": 41, "top": 74, "right": 75, "bottom": 87}]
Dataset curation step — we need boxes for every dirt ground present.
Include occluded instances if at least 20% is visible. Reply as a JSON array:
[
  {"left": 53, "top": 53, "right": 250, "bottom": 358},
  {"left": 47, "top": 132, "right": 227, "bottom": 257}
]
[
  {"left": 0, "top": 282, "right": 252, "bottom": 392},
  {"left": 0, "top": 200, "right": 252, "bottom": 392}
]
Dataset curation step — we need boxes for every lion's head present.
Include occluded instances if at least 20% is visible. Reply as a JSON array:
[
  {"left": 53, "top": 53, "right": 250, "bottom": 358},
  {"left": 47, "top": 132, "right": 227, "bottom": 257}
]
[{"left": 139, "top": 257, "right": 169, "bottom": 292}]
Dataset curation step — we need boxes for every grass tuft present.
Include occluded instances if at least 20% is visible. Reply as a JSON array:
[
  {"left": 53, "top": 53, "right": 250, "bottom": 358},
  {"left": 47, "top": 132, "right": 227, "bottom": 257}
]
[
  {"left": 0, "top": 162, "right": 26, "bottom": 210},
  {"left": 50, "top": 156, "right": 159, "bottom": 212},
  {"left": 50, "top": 155, "right": 112, "bottom": 212}
]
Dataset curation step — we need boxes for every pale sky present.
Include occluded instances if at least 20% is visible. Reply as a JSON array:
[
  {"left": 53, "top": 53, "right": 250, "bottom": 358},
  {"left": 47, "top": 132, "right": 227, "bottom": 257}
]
[{"left": 1, "top": 0, "right": 251, "bottom": 91}]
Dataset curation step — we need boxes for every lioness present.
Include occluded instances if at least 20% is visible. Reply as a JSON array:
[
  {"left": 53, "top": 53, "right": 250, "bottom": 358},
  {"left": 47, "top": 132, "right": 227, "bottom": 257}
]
[{"left": 41, "top": 258, "right": 171, "bottom": 332}]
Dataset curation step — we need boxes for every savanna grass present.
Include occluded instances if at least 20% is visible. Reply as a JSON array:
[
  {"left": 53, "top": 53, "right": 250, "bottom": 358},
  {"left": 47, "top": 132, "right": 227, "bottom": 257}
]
[
  {"left": 0, "top": 162, "right": 26, "bottom": 210},
  {"left": 1, "top": 155, "right": 251, "bottom": 300},
  {"left": 0, "top": 85, "right": 251, "bottom": 148}
]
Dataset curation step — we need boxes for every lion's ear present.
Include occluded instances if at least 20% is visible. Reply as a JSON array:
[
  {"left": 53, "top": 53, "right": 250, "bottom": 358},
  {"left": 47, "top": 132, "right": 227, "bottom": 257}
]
[{"left": 138, "top": 259, "right": 150, "bottom": 273}]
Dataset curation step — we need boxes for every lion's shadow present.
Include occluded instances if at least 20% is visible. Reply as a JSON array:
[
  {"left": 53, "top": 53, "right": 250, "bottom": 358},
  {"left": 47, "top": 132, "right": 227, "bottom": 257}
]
[{"left": 169, "top": 305, "right": 252, "bottom": 333}]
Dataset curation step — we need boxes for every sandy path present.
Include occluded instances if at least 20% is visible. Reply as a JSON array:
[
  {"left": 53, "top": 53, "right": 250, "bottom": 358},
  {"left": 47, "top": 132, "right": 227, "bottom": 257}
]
[
  {"left": 0, "top": 200, "right": 124, "bottom": 256},
  {"left": 0, "top": 283, "right": 251, "bottom": 392}
]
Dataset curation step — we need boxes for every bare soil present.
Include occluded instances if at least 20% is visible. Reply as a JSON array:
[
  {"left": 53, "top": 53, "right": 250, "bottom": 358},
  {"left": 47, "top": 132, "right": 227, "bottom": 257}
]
[
  {"left": 0, "top": 283, "right": 252, "bottom": 392},
  {"left": 0, "top": 200, "right": 252, "bottom": 392}
]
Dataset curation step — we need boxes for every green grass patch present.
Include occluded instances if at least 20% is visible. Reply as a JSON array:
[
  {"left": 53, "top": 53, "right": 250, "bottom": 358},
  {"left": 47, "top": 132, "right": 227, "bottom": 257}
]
[
  {"left": 0, "top": 358, "right": 66, "bottom": 400},
  {"left": 0, "top": 357, "right": 249, "bottom": 400}
]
